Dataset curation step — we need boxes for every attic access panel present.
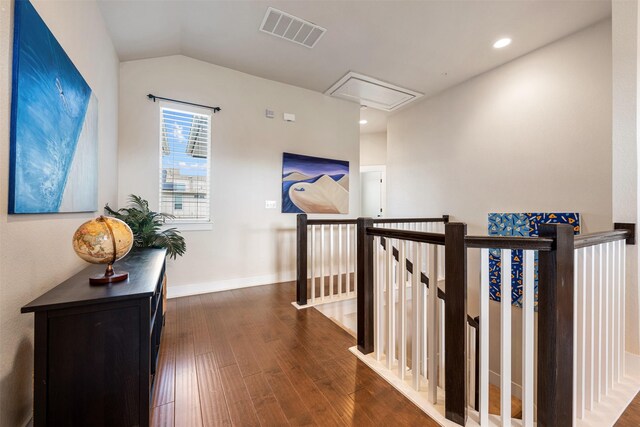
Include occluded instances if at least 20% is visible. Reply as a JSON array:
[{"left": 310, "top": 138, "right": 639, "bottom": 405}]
[{"left": 325, "top": 72, "right": 423, "bottom": 112}]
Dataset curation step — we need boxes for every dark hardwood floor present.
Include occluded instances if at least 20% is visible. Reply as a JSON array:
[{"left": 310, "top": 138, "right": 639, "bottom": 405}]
[{"left": 151, "top": 281, "right": 440, "bottom": 426}]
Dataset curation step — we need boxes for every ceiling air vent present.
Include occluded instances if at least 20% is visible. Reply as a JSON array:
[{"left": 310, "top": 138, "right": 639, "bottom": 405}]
[
  {"left": 260, "top": 7, "right": 326, "bottom": 48},
  {"left": 325, "top": 72, "right": 423, "bottom": 112}
]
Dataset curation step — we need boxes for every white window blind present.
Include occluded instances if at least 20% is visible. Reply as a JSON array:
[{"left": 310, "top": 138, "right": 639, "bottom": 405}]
[{"left": 159, "top": 105, "right": 211, "bottom": 221}]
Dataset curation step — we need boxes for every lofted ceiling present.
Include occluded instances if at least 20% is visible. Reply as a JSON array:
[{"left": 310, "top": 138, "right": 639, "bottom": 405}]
[{"left": 97, "top": 0, "right": 611, "bottom": 132}]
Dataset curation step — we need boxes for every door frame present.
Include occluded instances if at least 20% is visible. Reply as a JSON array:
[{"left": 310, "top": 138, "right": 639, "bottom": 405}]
[{"left": 360, "top": 165, "right": 386, "bottom": 218}]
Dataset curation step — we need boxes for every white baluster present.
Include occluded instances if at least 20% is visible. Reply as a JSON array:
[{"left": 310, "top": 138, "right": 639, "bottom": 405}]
[
  {"left": 469, "top": 326, "right": 476, "bottom": 409},
  {"left": 412, "top": 242, "right": 422, "bottom": 390},
  {"left": 387, "top": 238, "right": 395, "bottom": 369},
  {"left": 338, "top": 224, "right": 343, "bottom": 297},
  {"left": 523, "top": 250, "right": 534, "bottom": 427},
  {"left": 439, "top": 299, "right": 445, "bottom": 389},
  {"left": 612, "top": 241, "right": 618, "bottom": 387},
  {"left": 374, "top": 236, "right": 381, "bottom": 361},
  {"left": 346, "top": 224, "right": 351, "bottom": 296},
  {"left": 596, "top": 244, "right": 603, "bottom": 401},
  {"left": 353, "top": 224, "right": 358, "bottom": 296},
  {"left": 620, "top": 240, "right": 627, "bottom": 377},
  {"left": 310, "top": 225, "right": 315, "bottom": 303},
  {"left": 500, "top": 249, "right": 512, "bottom": 427},
  {"left": 329, "top": 225, "right": 334, "bottom": 298},
  {"left": 574, "top": 248, "right": 586, "bottom": 420},
  {"left": 604, "top": 242, "right": 610, "bottom": 396},
  {"left": 609, "top": 242, "right": 615, "bottom": 391},
  {"left": 480, "top": 248, "right": 490, "bottom": 426},
  {"left": 586, "top": 245, "right": 595, "bottom": 410},
  {"left": 398, "top": 240, "right": 407, "bottom": 380},
  {"left": 320, "top": 225, "right": 325, "bottom": 301},
  {"left": 427, "top": 243, "right": 438, "bottom": 403}
]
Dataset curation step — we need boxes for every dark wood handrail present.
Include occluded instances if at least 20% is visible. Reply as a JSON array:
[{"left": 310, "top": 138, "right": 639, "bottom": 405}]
[
  {"left": 367, "top": 227, "right": 446, "bottom": 245},
  {"left": 373, "top": 215, "right": 449, "bottom": 224},
  {"left": 306, "top": 219, "right": 358, "bottom": 225},
  {"left": 574, "top": 227, "right": 634, "bottom": 249},
  {"left": 465, "top": 236, "right": 555, "bottom": 251},
  {"left": 306, "top": 215, "right": 449, "bottom": 226}
]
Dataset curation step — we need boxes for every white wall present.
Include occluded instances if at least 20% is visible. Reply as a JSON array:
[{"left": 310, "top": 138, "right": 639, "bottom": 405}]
[
  {"left": 0, "top": 1, "right": 120, "bottom": 425},
  {"left": 360, "top": 131, "right": 387, "bottom": 166},
  {"left": 118, "top": 55, "right": 360, "bottom": 297},
  {"left": 387, "top": 20, "right": 612, "bottom": 384},
  {"left": 612, "top": 0, "right": 640, "bottom": 355}
]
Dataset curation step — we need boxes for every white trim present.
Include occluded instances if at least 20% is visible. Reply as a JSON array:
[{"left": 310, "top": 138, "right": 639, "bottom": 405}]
[
  {"left": 291, "top": 293, "right": 356, "bottom": 310},
  {"left": 349, "top": 346, "right": 456, "bottom": 427},
  {"left": 161, "top": 221, "right": 213, "bottom": 232},
  {"left": 167, "top": 271, "right": 295, "bottom": 298}
]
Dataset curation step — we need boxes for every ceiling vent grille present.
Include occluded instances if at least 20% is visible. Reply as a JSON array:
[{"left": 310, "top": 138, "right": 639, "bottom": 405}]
[
  {"left": 325, "top": 72, "right": 423, "bottom": 112},
  {"left": 260, "top": 7, "right": 326, "bottom": 48}
]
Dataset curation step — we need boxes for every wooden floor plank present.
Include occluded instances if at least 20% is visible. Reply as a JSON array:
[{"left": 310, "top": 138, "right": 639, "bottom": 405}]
[
  {"left": 174, "top": 298, "right": 203, "bottom": 427},
  {"left": 617, "top": 392, "right": 640, "bottom": 426},
  {"left": 153, "top": 298, "right": 177, "bottom": 407},
  {"left": 152, "top": 347, "right": 176, "bottom": 407},
  {"left": 263, "top": 365, "right": 316, "bottom": 426},
  {"left": 218, "top": 363, "right": 261, "bottom": 426},
  {"left": 151, "top": 402, "right": 174, "bottom": 427},
  {"left": 190, "top": 296, "right": 214, "bottom": 356},
  {"left": 195, "top": 352, "right": 232, "bottom": 426},
  {"left": 243, "top": 372, "right": 290, "bottom": 426}
]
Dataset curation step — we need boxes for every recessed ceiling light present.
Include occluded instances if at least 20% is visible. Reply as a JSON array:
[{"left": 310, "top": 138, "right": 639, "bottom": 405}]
[
  {"left": 493, "top": 38, "right": 512, "bottom": 49},
  {"left": 359, "top": 119, "right": 368, "bottom": 125}
]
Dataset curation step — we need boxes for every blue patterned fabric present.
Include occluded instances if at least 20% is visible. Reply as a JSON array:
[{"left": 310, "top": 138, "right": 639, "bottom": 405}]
[{"left": 488, "top": 213, "right": 580, "bottom": 308}]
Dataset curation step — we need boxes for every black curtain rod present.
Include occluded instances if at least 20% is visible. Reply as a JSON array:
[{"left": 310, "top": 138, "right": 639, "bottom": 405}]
[{"left": 147, "top": 94, "right": 221, "bottom": 113}]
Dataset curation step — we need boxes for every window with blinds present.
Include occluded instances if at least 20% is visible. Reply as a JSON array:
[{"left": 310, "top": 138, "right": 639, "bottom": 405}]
[{"left": 160, "top": 105, "right": 211, "bottom": 221}]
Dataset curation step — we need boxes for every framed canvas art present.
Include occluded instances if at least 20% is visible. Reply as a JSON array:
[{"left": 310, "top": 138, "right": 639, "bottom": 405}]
[
  {"left": 9, "top": 0, "right": 98, "bottom": 214},
  {"left": 282, "top": 153, "right": 349, "bottom": 214},
  {"left": 488, "top": 212, "right": 580, "bottom": 308}
]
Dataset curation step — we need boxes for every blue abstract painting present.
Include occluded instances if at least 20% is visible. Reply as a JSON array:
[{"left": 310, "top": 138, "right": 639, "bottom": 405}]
[
  {"left": 488, "top": 212, "right": 580, "bottom": 308},
  {"left": 9, "top": 0, "right": 98, "bottom": 214},
  {"left": 282, "top": 153, "right": 349, "bottom": 214}
]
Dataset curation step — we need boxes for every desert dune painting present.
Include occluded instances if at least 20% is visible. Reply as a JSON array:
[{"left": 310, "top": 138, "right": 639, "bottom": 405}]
[{"left": 282, "top": 153, "right": 349, "bottom": 214}]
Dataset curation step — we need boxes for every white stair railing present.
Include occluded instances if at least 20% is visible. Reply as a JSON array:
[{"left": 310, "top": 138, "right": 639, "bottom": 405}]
[
  {"left": 573, "top": 237, "right": 627, "bottom": 423},
  {"left": 372, "top": 234, "right": 446, "bottom": 402},
  {"left": 295, "top": 214, "right": 448, "bottom": 308}
]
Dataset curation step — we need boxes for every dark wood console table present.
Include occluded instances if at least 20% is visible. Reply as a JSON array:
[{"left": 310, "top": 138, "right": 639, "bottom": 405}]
[{"left": 22, "top": 248, "right": 167, "bottom": 427}]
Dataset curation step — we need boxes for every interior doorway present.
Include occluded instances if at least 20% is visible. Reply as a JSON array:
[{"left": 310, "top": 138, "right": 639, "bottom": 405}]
[{"left": 360, "top": 165, "right": 386, "bottom": 218}]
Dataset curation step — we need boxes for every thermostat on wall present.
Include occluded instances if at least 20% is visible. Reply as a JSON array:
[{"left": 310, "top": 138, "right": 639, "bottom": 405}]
[
  {"left": 284, "top": 113, "right": 296, "bottom": 122},
  {"left": 265, "top": 109, "right": 275, "bottom": 119}
]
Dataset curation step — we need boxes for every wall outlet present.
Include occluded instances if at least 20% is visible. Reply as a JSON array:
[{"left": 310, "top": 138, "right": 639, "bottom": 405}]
[
  {"left": 265, "top": 200, "right": 277, "bottom": 209},
  {"left": 283, "top": 113, "right": 295, "bottom": 122},
  {"left": 265, "top": 109, "right": 275, "bottom": 119}
]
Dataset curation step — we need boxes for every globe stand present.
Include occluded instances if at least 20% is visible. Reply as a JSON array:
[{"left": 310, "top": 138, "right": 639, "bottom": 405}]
[{"left": 90, "top": 263, "right": 129, "bottom": 285}]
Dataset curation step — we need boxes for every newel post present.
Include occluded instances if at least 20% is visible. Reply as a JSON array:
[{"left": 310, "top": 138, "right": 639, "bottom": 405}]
[
  {"left": 296, "top": 214, "right": 308, "bottom": 306},
  {"left": 537, "top": 224, "right": 574, "bottom": 427},
  {"left": 357, "top": 217, "right": 374, "bottom": 354},
  {"left": 444, "top": 222, "right": 468, "bottom": 425}
]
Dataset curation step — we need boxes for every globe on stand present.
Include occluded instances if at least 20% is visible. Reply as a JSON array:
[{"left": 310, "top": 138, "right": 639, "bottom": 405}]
[{"left": 72, "top": 216, "right": 134, "bottom": 285}]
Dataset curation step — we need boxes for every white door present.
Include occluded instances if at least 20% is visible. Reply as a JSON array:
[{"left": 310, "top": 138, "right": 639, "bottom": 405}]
[{"left": 361, "top": 171, "right": 383, "bottom": 217}]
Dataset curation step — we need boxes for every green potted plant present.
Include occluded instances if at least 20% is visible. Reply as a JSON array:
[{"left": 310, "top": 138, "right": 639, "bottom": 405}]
[{"left": 104, "top": 194, "right": 186, "bottom": 259}]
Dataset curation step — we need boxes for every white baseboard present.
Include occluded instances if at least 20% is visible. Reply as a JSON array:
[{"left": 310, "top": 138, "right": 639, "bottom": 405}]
[
  {"left": 489, "top": 369, "right": 523, "bottom": 400},
  {"left": 167, "top": 271, "right": 295, "bottom": 298}
]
